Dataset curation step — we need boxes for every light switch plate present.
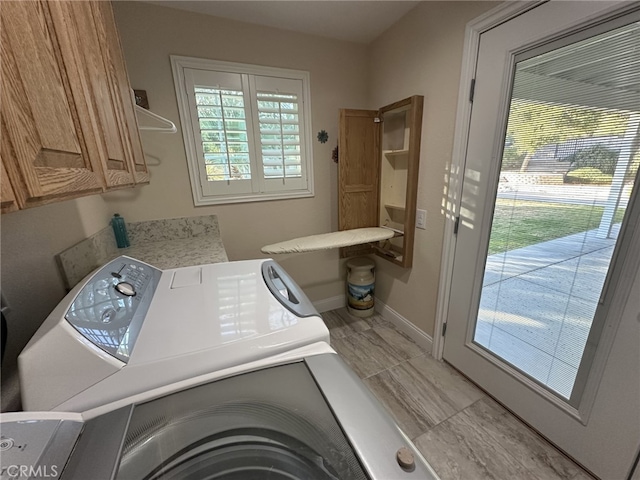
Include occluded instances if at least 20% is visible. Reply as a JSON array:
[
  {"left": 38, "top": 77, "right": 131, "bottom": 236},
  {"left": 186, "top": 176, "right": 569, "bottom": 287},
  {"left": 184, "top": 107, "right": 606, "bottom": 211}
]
[{"left": 416, "top": 209, "right": 426, "bottom": 229}]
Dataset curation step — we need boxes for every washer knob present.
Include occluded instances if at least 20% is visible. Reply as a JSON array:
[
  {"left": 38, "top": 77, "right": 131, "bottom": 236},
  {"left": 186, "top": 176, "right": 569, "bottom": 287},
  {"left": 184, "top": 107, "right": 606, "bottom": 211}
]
[
  {"left": 0, "top": 437, "right": 14, "bottom": 451},
  {"left": 101, "top": 308, "right": 117, "bottom": 323},
  {"left": 115, "top": 281, "right": 136, "bottom": 297},
  {"left": 396, "top": 446, "right": 415, "bottom": 471}
]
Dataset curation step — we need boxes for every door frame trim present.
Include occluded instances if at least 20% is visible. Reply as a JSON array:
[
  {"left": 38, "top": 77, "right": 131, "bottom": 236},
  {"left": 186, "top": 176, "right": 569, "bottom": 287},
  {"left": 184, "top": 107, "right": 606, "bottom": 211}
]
[{"left": 433, "top": 0, "right": 541, "bottom": 361}]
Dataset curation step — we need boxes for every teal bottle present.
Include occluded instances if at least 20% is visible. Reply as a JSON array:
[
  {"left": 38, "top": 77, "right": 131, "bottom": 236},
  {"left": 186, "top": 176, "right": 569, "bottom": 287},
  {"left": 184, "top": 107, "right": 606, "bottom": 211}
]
[{"left": 111, "top": 213, "right": 130, "bottom": 248}]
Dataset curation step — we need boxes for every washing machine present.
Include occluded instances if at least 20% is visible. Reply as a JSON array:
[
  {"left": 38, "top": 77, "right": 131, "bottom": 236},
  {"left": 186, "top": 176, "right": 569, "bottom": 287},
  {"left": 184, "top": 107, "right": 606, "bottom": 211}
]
[
  {"left": 2, "top": 344, "right": 440, "bottom": 479},
  {"left": 18, "top": 256, "right": 329, "bottom": 412}
]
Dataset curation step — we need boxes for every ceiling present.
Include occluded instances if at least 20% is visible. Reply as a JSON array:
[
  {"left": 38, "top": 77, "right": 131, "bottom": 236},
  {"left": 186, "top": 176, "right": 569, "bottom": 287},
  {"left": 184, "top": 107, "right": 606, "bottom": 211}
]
[{"left": 141, "top": 1, "right": 421, "bottom": 44}]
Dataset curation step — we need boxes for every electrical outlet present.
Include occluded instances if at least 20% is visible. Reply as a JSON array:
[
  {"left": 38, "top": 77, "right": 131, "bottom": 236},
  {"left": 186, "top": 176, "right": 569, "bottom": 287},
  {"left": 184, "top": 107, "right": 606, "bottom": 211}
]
[{"left": 416, "top": 209, "right": 427, "bottom": 229}]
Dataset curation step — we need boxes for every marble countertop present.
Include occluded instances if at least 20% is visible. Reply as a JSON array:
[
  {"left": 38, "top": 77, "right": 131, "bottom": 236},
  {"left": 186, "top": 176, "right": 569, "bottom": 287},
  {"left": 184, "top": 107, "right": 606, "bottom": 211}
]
[
  {"left": 57, "top": 215, "right": 227, "bottom": 289},
  {"left": 110, "top": 235, "right": 228, "bottom": 270}
]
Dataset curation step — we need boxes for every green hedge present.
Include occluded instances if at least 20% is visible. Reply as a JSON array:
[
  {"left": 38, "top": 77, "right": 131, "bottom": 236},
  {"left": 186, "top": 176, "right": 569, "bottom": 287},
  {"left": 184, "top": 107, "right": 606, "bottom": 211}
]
[
  {"left": 562, "top": 145, "right": 619, "bottom": 175},
  {"left": 564, "top": 167, "right": 613, "bottom": 184}
]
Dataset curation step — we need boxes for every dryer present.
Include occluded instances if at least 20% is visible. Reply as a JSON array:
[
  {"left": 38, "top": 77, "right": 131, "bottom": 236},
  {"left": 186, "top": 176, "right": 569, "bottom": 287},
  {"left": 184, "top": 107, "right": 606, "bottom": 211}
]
[
  {"left": 3, "top": 344, "right": 440, "bottom": 480},
  {"left": 19, "top": 256, "right": 329, "bottom": 412}
]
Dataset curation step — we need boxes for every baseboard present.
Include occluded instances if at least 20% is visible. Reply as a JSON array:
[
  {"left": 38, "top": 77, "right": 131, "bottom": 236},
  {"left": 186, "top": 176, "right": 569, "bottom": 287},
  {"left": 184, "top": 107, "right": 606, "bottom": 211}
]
[
  {"left": 312, "top": 294, "right": 433, "bottom": 354},
  {"left": 312, "top": 295, "right": 346, "bottom": 313},
  {"left": 374, "top": 298, "right": 433, "bottom": 354}
]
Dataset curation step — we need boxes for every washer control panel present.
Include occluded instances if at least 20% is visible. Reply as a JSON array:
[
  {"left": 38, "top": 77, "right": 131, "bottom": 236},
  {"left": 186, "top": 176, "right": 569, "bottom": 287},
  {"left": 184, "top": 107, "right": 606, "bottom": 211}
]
[
  {"left": 64, "top": 257, "right": 162, "bottom": 363},
  {"left": 0, "top": 420, "right": 83, "bottom": 480}
]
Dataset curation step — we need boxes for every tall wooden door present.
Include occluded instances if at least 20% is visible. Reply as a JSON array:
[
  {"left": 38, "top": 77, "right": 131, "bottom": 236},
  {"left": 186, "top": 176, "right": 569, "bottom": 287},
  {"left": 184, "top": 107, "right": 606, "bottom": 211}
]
[{"left": 338, "top": 109, "right": 380, "bottom": 258}]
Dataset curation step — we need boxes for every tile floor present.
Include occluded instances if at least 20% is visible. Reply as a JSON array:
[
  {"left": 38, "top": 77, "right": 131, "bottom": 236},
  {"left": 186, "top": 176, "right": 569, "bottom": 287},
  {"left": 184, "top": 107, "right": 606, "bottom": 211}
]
[{"left": 322, "top": 307, "right": 594, "bottom": 480}]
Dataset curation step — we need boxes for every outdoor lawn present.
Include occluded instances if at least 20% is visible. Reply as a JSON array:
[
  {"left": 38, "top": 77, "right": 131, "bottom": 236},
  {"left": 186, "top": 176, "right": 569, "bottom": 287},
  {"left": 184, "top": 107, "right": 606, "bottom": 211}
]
[{"left": 488, "top": 199, "right": 626, "bottom": 255}]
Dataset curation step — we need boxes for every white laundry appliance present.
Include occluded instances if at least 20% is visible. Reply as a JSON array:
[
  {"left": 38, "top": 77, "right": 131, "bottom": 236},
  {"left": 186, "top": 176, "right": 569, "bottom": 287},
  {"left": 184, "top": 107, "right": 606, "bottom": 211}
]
[
  {"left": 3, "top": 343, "right": 440, "bottom": 479},
  {"left": 19, "top": 256, "right": 329, "bottom": 412}
]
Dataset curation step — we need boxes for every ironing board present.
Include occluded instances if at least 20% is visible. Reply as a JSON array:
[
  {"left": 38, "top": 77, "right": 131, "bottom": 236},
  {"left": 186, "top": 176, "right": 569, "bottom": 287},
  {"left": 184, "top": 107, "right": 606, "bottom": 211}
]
[{"left": 261, "top": 227, "right": 395, "bottom": 254}]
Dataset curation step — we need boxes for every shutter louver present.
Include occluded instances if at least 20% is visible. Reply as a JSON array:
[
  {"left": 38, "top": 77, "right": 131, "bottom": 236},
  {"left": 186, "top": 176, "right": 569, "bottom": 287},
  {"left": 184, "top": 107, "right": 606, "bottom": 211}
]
[
  {"left": 195, "top": 87, "right": 251, "bottom": 181},
  {"left": 257, "top": 92, "right": 302, "bottom": 179}
]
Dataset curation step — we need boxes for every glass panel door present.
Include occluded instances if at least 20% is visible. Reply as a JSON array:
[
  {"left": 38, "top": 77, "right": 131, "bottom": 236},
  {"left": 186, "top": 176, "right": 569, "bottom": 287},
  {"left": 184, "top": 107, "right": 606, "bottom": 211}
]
[
  {"left": 473, "top": 21, "right": 640, "bottom": 404},
  {"left": 443, "top": 4, "right": 640, "bottom": 478}
]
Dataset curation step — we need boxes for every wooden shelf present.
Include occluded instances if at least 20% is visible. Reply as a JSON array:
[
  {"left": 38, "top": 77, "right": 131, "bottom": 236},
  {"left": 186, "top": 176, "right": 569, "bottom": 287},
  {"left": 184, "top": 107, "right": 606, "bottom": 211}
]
[
  {"left": 384, "top": 203, "right": 405, "bottom": 211},
  {"left": 379, "top": 225, "right": 404, "bottom": 235},
  {"left": 384, "top": 149, "right": 409, "bottom": 158}
]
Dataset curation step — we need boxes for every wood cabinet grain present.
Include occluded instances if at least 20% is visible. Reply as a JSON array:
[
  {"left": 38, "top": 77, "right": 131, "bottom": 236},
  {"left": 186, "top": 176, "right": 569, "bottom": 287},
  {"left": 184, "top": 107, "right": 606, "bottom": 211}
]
[
  {"left": 94, "top": 1, "right": 149, "bottom": 184},
  {"left": 1, "top": 156, "right": 19, "bottom": 214},
  {"left": 0, "top": 1, "right": 148, "bottom": 213},
  {"left": 338, "top": 109, "right": 380, "bottom": 258},
  {"left": 1, "top": 1, "right": 104, "bottom": 207}
]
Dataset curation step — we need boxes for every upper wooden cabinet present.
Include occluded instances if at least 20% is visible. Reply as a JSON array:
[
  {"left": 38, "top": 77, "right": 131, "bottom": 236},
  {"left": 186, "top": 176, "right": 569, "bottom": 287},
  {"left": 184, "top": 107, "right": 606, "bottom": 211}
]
[
  {"left": 1, "top": 155, "right": 19, "bottom": 214},
  {"left": 339, "top": 96, "right": 424, "bottom": 268},
  {"left": 0, "top": 1, "right": 148, "bottom": 212}
]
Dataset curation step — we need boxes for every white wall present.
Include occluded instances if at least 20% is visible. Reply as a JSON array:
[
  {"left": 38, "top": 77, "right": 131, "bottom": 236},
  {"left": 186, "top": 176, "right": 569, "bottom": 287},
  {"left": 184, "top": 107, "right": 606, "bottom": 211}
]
[
  {"left": 107, "top": 1, "right": 370, "bottom": 302},
  {"left": 0, "top": 1, "right": 499, "bottom": 384},
  {"left": 368, "top": 1, "right": 498, "bottom": 337},
  {"left": 1, "top": 196, "right": 111, "bottom": 378}
]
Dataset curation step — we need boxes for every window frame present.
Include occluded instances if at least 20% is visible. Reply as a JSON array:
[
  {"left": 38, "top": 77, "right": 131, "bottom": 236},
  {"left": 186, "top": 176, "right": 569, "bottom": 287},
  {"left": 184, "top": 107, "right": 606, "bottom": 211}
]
[{"left": 171, "top": 56, "right": 314, "bottom": 206}]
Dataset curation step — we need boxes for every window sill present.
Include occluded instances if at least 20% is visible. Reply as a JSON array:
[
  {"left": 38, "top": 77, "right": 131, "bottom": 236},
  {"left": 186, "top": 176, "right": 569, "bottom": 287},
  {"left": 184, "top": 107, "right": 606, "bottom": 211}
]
[{"left": 193, "top": 189, "right": 314, "bottom": 206}]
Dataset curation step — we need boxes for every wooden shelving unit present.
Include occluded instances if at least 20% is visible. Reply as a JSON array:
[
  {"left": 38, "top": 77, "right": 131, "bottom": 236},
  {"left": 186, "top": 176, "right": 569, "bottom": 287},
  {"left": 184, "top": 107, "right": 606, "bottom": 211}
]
[
  {"left": 338, "top": 95, "right": 423, "bottom": 267},
  {"left": 376, "top": 97, "right": 422, "bottom": 267}
]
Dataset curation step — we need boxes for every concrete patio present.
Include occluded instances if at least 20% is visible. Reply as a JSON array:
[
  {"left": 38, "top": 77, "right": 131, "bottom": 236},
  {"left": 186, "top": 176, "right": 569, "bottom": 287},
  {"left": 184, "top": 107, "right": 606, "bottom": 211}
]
[{"left": 474, "top": 224, "right": 620, "bottom": 398}]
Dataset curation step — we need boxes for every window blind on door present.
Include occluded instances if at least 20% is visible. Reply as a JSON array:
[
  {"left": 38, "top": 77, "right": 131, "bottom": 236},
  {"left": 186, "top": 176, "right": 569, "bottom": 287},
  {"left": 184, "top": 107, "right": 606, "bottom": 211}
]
[{"left": 476, "top": 19, "right": 640, "bottom": 400}]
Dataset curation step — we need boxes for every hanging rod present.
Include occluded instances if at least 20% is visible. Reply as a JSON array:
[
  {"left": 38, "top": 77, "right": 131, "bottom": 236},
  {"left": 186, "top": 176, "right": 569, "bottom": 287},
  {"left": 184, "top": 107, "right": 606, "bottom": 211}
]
[{"left": 135, "top": 105, "right": 177, "bottom": 133}]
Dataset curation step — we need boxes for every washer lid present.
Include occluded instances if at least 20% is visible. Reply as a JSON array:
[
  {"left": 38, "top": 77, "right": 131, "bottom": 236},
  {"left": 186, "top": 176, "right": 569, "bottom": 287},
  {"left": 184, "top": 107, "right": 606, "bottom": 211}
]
[{"left": 128, "top": 259, "right": 327, "bottom": 366}]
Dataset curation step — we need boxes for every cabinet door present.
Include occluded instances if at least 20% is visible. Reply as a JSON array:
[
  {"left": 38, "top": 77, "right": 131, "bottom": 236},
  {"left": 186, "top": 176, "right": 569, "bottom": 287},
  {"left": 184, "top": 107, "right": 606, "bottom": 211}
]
[
  {"left": 0, "top": 1, "right": 104, "bottom": 207},
  {"left": 338, "top": 109, "right": 380, "bottom": 258},
  {"left": 94, "top": 1, "right": 150, "bottom": 184},
  {"left": 48, "top": 1, "right": 139, "bottom": 189},
  {"left": 1, "top": 155, "right": 19, "bottom": 214}
]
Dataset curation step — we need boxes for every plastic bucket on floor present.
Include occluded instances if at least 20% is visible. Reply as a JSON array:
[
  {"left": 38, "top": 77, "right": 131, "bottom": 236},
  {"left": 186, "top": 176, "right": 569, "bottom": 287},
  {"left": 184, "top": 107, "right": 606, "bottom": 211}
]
[{"left": 346, "top": 257, "right": 375, "bottom": 318}]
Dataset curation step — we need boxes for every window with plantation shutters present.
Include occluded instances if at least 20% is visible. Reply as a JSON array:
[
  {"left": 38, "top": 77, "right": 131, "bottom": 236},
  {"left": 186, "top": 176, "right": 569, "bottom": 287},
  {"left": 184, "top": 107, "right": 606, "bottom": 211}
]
[{"left": 171, "top": 57, "right": 313, "bottom": 205}]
